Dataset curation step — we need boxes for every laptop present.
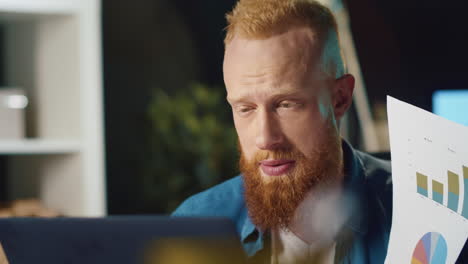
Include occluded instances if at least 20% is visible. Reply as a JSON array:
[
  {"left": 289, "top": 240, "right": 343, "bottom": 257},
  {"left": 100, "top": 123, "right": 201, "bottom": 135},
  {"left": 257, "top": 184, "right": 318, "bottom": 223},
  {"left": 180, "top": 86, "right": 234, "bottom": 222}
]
[{"left": 0, "top": 216, "right": 245, "bottom": 264}]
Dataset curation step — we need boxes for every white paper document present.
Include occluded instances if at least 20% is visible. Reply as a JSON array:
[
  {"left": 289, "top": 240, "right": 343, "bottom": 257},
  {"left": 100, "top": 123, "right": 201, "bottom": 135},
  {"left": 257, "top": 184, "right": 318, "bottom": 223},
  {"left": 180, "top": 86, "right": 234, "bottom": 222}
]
[{"left": 385, "top": 96, "right": 468, "bottom": 264}]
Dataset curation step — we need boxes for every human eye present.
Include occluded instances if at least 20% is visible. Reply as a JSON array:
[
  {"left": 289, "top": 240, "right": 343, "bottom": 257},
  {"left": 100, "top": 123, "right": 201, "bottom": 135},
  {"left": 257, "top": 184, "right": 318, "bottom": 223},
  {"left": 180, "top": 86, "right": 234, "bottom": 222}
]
[
  {"left": 277, "top": 100, "right": 302, "bottom": 109},
  {"left": 235, "top": 105, "right": 255, "bottom": 116}
]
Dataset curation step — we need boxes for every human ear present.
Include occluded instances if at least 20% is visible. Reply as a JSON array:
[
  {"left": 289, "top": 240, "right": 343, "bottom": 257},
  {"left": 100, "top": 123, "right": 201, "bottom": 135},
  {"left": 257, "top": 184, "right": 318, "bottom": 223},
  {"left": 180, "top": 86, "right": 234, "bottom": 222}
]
[{"left": 332, "top": 74, "right": 355, "bottom": 121}]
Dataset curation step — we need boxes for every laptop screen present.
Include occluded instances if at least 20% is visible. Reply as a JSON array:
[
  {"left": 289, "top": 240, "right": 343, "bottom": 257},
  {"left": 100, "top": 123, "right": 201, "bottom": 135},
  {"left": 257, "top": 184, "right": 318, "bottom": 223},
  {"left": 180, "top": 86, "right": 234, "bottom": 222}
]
[
  {"left": 432, "top": 90, "right": 468, "bottom": 126},
  {"left": 0, "top": 217, "right": 245, "bottom": 264}
]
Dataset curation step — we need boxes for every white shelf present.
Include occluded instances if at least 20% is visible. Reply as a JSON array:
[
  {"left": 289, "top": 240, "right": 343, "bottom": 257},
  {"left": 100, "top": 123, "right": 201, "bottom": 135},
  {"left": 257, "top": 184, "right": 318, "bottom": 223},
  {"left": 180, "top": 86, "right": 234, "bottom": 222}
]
[
  {"left": 0, "top": 0, "right": 106, "bottom": 217},
  {"left": 0, "top": 0, "right": 80, "bottom": 16},
  {"left": 0, "top": 139, "right": 81, "bottom": 154}
]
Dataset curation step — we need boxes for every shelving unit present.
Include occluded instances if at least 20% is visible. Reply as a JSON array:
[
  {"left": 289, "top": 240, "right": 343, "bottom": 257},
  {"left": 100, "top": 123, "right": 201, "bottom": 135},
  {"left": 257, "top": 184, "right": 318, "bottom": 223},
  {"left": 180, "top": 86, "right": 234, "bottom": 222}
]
[
  {"left": 0, "top": 0, "right": 106, "bottom": 216},
  {"left": 0, "top": 0, "right": 79, "bottom": 15},
  {"left": 0, "top": 139, "right": 81, "bottom": 154}
]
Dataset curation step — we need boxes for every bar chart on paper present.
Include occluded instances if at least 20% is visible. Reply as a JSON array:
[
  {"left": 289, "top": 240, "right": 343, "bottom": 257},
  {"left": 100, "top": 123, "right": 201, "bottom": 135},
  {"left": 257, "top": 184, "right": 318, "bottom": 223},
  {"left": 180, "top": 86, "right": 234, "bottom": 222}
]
[
  {"left": 415, "top": 166, "right": 468, "bottom": 218},
  {"left": 385, "top": 96, "right": 468, "bottom": 264}
]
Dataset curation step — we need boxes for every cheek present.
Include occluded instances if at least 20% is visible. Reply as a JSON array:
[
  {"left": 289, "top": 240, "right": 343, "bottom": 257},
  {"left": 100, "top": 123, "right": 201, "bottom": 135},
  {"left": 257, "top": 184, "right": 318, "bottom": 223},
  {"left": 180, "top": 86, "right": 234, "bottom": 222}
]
[
  {"left": 233, "top": 116, "right": 256, "bottom": 159},
  {"left": 280, "top": 111, "right": 328, "bottom": 156},
  {"left": 317, "top": 91, "right": 335, "bottom": 121},
  {"left": 284, "top": 122, "right": 317, "bottom": 154}
]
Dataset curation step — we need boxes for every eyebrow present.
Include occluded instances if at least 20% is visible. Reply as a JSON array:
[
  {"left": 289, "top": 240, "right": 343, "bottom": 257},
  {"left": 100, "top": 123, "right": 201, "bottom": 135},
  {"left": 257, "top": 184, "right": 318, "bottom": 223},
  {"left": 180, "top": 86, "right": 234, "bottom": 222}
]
[{"left": 226, "top": 90, "right": 305, "bottom": 105}]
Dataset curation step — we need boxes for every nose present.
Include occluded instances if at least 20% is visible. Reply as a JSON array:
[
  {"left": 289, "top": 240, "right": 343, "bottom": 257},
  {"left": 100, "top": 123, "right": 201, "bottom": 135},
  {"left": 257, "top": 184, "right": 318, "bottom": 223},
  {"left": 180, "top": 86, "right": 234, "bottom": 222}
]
[{"left": 255, "top": 109, "right": 284, "bottom": 150}]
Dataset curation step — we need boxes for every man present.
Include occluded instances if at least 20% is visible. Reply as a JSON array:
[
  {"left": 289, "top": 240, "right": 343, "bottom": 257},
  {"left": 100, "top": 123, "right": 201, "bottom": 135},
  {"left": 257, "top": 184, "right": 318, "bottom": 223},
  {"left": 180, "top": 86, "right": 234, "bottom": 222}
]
[{"left": 172, "top": 0, "right": 393, "bottom": 263}]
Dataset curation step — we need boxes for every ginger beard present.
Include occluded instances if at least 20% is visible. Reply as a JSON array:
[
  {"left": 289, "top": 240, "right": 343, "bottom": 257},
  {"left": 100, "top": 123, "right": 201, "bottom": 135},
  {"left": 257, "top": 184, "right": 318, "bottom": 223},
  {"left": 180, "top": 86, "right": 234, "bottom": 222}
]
[{"left": 240, "top": 127, "right": 343, "bottom": 231}]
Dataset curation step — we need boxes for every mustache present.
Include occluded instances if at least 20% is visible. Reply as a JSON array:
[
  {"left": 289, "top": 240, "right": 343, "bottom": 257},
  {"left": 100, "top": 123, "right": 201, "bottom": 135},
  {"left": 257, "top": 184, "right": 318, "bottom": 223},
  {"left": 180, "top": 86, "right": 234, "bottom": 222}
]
[
  {"left": 249, "top": 148, "right": 302, "bottom": 163},
  {"left": 237, "top": 139, "right": 300, "bottom": 163}
]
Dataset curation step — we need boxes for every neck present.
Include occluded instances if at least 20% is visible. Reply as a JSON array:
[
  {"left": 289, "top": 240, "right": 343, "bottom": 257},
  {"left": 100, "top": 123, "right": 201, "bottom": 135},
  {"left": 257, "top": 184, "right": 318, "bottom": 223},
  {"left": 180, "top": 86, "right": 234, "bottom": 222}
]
[
  {"left": 284, "top": 138, "right": 347, "bottom": 244},
  {"left": 287, "top": 180, "right": 347, "bottom": 245}
]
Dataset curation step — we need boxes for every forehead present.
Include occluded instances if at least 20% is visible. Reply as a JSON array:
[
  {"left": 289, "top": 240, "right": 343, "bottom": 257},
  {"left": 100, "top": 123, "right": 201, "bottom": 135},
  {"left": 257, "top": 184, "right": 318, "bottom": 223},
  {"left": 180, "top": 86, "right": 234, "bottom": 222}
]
[
  {"left": 224, "top": 27, "right": 319, "bottom": 72},
  {"left": 223, "top": 27, "right": 324, "bottom": 101}
]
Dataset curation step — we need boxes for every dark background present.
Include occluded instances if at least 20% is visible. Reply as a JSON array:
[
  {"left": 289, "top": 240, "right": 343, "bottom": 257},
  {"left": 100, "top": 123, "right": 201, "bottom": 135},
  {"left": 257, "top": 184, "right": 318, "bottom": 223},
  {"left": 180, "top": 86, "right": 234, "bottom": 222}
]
[
  {"left": 348, "top": 0, "right": 468, "bottom": 113},
  {"left": 102, "top": 0, "right": 468, "bottom": 214}
]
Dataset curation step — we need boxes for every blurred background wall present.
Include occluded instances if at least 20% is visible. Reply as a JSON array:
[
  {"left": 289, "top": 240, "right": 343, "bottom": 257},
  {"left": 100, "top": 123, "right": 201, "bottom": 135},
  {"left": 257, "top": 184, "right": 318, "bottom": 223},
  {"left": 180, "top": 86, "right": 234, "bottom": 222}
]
[
  {"left": 102, "top": 0, "right": 468, "bottom": 214},
  {"left": 103, "top": 0, "right": 239, "bottom": 214}
]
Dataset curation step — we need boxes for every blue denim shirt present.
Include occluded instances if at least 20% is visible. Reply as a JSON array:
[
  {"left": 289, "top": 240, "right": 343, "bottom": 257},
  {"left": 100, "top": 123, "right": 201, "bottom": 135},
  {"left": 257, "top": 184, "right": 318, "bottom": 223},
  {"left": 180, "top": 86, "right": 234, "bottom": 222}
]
[{"left": 172, "top": 141, "right": 393, "bottom": 263}]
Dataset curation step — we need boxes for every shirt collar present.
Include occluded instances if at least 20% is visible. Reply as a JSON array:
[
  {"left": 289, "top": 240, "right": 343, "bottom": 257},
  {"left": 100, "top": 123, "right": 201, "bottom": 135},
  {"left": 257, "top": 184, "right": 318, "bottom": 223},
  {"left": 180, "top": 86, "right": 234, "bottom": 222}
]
[
  {"left": 239, "top": 140, "right": 369, "bottom": 245},
  {"left": 341, "top": 140, "right": 369, "bottom": 235},
  {"left": 241, "top": 207, "right": 256, "bottom": 241}
]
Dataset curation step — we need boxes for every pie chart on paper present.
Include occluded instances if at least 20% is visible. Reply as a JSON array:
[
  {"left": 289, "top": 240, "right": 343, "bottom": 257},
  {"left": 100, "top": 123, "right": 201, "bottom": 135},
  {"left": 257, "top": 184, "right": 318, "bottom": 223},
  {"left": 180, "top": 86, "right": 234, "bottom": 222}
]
[{"left": 411, "top": 232, "right": 448, "bottom": 264}]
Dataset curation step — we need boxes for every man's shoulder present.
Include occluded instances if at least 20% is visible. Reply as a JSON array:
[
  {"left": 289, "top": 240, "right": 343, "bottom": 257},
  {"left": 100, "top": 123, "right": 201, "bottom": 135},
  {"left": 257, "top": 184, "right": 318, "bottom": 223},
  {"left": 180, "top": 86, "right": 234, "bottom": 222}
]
[
  {"left": 171, "top": 175, "right": 245, "bottom": 218},
  {"left": 355, "top": 150, "right": 392, "bottom": 188},
  {"left": 355, "top": 150, "right": 393, "bottom": 225}
]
